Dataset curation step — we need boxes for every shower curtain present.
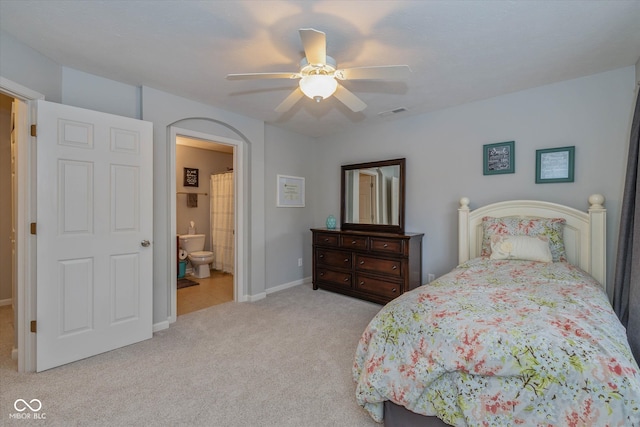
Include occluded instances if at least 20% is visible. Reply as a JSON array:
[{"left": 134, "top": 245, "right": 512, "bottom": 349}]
[{"left": 210, "top": 172, "right": 234, "bottom": 274}]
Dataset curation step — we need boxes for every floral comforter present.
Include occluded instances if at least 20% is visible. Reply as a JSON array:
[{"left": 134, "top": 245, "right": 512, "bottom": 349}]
[{"left": 353, "top": 258, "right": 640, "bottom": 426}]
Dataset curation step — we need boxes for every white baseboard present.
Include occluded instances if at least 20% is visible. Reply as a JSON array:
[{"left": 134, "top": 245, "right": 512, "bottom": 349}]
[
  {"left": 0, "top": 298, "right": 12, "bottom": 307},
  {"left": 265, "top": 276, "right": 312, "bottom": 295},
  {"left": 152, "top": 320, "right": 170, "bottom": 333},
  {"left": 245, "top": 276, "right": 311, "bottom": 301},
  {"left": 11, "top": 347, "right": 18, "bottom": 360},
  {"left": 246, "top": 292, "right": 266, "bottom": 302}
]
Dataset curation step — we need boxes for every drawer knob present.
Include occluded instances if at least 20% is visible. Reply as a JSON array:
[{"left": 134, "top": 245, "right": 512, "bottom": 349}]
[
  {"left": 351, "top": 240, "right": 357, "bottom": 245},
  {"left": 343, "top": 277, "right": 349, "bottom": 282},
  {"left": 344, "top": 258, "right": 349, "bottom": 263},
  {"left": 392, "top": 288, "right": 397, "bottom": 293},
  {"left": 319, "top": 272, "right": 324, "bottom": 277},
  {"left": 359, "top": 260, "right": 365, "bottom": 265},
  {"left": 359, "top": 281, "right": 365, "bottom": 286},
  {"left": 319, "top": 254, "right": 324, "bottom": 258},
  {"left": 324, "top": 238, "right": 329, "bottom": 242},
  {"left": 383, "top": 243, "right": 388, "bottom": 248},
  {"left": 392, "top": 265, "right": 398, "bottom": 270}
]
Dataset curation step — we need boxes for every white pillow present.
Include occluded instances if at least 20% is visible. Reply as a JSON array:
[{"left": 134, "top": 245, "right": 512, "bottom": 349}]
[{"left": 489, "top": 235, "right": 552, "bottom": 263}]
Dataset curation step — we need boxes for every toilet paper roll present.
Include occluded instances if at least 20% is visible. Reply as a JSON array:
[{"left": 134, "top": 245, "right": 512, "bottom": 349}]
[{"left": 178, "top": 249, "right": 188, "bottom": 260}]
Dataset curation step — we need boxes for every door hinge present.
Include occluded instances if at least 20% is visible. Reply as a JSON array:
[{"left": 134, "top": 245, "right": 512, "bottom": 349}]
[
  {"left": 30, "top": 124, "right": 37, "bottom": 137},
  {"left": 30, "top": 320, "right": 37, "bottom": 333},
  {"left": 30, "top": 222, "right": 36, "bottom": 235}
]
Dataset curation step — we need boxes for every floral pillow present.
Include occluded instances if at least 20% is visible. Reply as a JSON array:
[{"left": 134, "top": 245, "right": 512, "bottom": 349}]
[
  {"left": 489, "top": 235, "right": 553, "bottom": 263},
  {"left": 481, "top": 216, "right": 567, "bottom": 262}
]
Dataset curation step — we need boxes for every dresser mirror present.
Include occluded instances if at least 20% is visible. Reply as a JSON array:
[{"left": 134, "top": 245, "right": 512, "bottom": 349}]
[{"left": 341, "top": 158, "right": 405, "bottom": 233}]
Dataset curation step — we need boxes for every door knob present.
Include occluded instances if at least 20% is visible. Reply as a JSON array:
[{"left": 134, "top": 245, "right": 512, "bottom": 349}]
[{"left": 141, "top": 240, "right": 151, "bottom": 247}]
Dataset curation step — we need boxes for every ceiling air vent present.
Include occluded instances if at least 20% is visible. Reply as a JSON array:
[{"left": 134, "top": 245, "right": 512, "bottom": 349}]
[{"left": 378, "top": 107, "right": 408, "bottom": 117}]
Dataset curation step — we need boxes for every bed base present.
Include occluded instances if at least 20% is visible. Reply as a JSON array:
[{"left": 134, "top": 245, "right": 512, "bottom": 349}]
[{"left": 384, "top": 402, "right": 451, "bottom": 427}]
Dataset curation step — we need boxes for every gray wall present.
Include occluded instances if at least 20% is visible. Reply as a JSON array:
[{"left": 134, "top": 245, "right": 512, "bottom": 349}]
[
  {"left": 0, "top": 31, "right": 61, "bottom": 102},
  {"left": 62, "top": 68, "right": 141, "bottom": 120},
  {"left": 0, "top": 35, "right": 316, "bottom": 326},
  {"left": 141, "top": 86, "right": 268, "bottom": 322},
  {"left": 0, "top": 26, "right": 637, "bottom": 323},
  {"left": 313, "top": 66, "right": 637, "bottom": 297},
  {"left": 265, "top": 125, "right": 316, "bottom": 286}
]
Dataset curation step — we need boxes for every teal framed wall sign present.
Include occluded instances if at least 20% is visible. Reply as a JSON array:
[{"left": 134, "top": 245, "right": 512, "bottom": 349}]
[
  {"left": 536, "top": 146, "right": 575, "bottom": 183},
  {"left": 483, "top": 141, "right": 515, "bottom": 175}
]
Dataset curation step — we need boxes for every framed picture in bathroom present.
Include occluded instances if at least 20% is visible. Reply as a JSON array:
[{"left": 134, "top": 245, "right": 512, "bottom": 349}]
[{"left": 184, "top": 167, "right": 199, "bottom": 187}]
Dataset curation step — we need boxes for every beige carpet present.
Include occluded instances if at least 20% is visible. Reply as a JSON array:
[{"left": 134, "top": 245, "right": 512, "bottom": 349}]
[{"left": 0, "top": 283, "right": 382, "bottom": 426}]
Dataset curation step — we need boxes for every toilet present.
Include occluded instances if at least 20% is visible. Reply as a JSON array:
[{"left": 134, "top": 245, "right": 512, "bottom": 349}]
[{"left": 178, "top": 234, "right": 214, "bottom": 278}]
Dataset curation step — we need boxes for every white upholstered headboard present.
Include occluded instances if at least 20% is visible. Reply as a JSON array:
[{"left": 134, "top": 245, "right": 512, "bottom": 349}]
[{"left": 458, "top": 194, "right": 607, "bottom": 291}]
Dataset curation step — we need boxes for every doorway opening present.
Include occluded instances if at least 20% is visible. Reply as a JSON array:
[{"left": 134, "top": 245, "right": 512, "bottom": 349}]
[
  {"left": 169, "top": 125, "right": 244, "bottom": 322},
  {"left": 176, "top": 136, "right": 235, "bottom": 316},
  {"left": 0, "top": 92, "right": 16, "bottom": 369},
  {"left": 0, "top": 77, "right": 43, "bottom": 372}
]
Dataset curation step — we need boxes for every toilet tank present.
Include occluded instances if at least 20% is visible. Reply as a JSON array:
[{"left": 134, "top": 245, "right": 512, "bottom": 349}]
[{"left": 178, "top": 234, "right": 205, "bottom": 252}]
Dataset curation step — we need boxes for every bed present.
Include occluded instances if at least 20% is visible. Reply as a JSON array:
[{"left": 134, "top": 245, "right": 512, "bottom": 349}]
[{"left": 353, "top": 195, "right": 640, "bottom": 426}]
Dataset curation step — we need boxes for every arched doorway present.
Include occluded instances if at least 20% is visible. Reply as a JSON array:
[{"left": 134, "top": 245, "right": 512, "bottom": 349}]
[{"left": 168, "top": 124, "right": 246, "bottom": 323}]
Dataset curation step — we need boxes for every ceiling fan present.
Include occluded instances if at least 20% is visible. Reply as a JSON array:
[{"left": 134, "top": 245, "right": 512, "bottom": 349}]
[{"left": 226, "top": 28, "right": 411, "bottom": 113}]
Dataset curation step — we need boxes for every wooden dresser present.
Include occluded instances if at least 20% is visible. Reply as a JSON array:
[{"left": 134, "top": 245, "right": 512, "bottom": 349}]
[{"left": 311, "top": 228, "right": 424, "bottom": 304}]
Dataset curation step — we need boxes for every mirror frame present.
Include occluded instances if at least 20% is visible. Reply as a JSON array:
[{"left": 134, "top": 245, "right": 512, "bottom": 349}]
[{"left": 340, "top": 158, "right": 405, "bottom": 234}]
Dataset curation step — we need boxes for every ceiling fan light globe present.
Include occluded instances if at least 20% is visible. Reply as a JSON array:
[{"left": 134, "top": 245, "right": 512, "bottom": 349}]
[{"left": 299, "top": 75, "right": 338, "bottom": 100}]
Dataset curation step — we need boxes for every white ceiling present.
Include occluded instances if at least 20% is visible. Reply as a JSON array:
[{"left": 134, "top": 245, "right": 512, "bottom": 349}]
[{"left": 1, "top": 1, "right": 639, "bottom": 138}]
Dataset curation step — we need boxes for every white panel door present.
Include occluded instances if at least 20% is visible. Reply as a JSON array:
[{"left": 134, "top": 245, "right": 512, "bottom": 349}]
[{"left": 36, "top": 100, "right": 153, "bottom": 371}]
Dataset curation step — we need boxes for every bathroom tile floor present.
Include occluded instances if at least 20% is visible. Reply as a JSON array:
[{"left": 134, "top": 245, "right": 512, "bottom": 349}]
[{"left": 177, "top": 269, "right": 234, "bottom": 316}]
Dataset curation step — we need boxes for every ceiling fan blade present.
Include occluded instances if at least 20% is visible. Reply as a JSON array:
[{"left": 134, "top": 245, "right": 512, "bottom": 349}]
[
  {"left": 299, "top": 28, "right": 326, "bottom": 65},
  {"left": 226, "top": 72, "right": 300, "bottom": 80},
  {"left": 334, "top": 65, "right": 411, "bottom": 81},
  {"left": 333, "top": 84, "right": 367, "bottom": 112},
  {"left": 275, "top": 88, "right": 305, "bottom": 113}
]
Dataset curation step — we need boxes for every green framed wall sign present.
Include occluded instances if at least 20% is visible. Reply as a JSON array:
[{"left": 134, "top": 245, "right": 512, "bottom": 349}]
[
  {"left": 483, "top": 141, "right": 515, "bottom": 175},
  {"left": 536, "top": 146, "right": 575, "bottom": 183}
]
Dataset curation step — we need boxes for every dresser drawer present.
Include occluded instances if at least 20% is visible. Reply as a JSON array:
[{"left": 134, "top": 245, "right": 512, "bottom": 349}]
[
  {"left": 311, "top": 228, "right": 423, "bottom": 304},
  {"left": 340, "top": 235, "right": 368, "bottom": 250},
  {"left": 370, "top": 238, "right": 404, "bottom": 255},
  {"left": 314, "top": 232, "right": 339, "bottom": 247},
  {"left": 317, "top": 268, "right": 352, "bottom": 288},
  {"left": 316, "top": 249, "right": 352, "bottom": 268},
  {"left": 355, "top": 255, "right": 402, "bottom": 277},
  {"left": 355, "top": 274, "right": 401, "bottom": 300}
]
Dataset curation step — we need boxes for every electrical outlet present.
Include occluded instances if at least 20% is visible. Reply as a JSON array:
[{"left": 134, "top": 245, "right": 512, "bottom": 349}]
[
  {"left": 298, "top": 258, "right": 303, "bottom": 267},
  {"left": 427, "top": 273, "right": 435, "bottom": 283}
]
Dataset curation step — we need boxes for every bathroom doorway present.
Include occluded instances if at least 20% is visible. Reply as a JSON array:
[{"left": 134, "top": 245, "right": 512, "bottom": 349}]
[
  {"left": 0, "top": 93, "right": 16, "bottom": 366},
  {"left": 175, "top": 136, "right": 235, "bottom": 316}
]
